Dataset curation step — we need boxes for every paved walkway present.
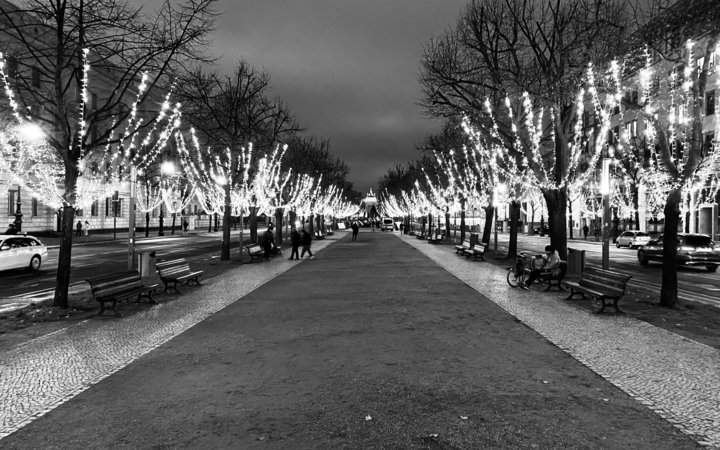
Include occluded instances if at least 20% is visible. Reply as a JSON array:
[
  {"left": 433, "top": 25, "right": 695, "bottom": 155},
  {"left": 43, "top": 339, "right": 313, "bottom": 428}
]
[
  {"left": 403, "top": 234, "right": 720, "bottom": 447},
  {"left": 0, "top": 231, "right": 712, "bottom": 448}
]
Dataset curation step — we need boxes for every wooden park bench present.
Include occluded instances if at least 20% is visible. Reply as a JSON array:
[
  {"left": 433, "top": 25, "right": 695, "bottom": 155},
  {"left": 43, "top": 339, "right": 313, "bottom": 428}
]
[
  {"left": 563, "top": 266, "right": 632, "bottom": 313},
  {"left": 245, "top": 243, "right": 264, "bottom": 262},
  {"left": 87, "top": 271, "right": 158, "bottom": 317},
  {"left": 466, "top": 242, "right": 488, "bottom": 261},
  {"left": 537, "top": 260, "right": 567, "bottom": 291},
  {"left": 155, "top": 258, "right": 204, "bottom": 294},
  {"left": 427, "top": 230, "right": 444, "bottom": 244},
  {"left": 455, "top": 240, "right": 473, "bottom": 254}
]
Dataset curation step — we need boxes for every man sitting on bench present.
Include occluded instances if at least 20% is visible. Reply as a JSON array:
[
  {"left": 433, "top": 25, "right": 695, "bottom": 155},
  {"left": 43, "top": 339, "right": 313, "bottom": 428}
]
[{"left": 519, "top": 245, "right": 560, "bottom": 290}]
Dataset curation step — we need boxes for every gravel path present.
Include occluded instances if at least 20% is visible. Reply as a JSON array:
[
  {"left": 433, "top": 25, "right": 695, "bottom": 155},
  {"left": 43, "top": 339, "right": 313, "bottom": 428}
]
[{"left": 0, "top": 231, "right": 704, "bottom": 448}]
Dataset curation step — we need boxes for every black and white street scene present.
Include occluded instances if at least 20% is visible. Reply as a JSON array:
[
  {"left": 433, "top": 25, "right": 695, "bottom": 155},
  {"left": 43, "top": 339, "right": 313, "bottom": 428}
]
[{"left": 1, "top": 0, "right": 720, "bottom": 448}]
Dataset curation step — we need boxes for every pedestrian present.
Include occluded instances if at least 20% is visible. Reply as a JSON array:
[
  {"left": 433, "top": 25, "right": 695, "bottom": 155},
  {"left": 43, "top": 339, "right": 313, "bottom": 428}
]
[
  {"left": 289, "top": 227, "right": 301, "bottom": 260},
  {"left": 183, "top": 219, "right": 189, "bottom": 234},
  {"left": 301, "top": 229, "right": 314, "bottom": 259},
  {"left": 262, "top": 225, "right": 275, "bottom": 260},
  {"left": 4, "top": 223, "right": 17, "bottom": 235},
  {"left": 351, "top": 221, "right": 359, "bottom": 241},
  {"left": 76, "top": 220, "right": 82, "bottom": 237},
  {"left": 582, "top": 224, "right": 589, "bottom": 240},
  {"left": 83, "top": 220, "right": 90, "bottom": 242},
  {"left": 519, "top": 245, "right": 560, "bottom": 290}
]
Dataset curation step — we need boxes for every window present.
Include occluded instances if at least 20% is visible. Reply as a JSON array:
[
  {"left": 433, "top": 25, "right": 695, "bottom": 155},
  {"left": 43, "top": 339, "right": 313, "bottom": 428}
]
[
  {"left": 31, "top": 198, "right": 38, "bottom": 217},
  {"left": 114, "top": 198, "right": 123, "bottom": 217},
  {"left": 624, "top": 120, "right": 638, "bottom": 139},
  {"left": 76, "top": 208, "right": 83, "bottom": 217},
  {"left": 91, "top": 200, "right": 98, "bottom": 217},
  {"left": 611, "top": 105, "right": 620, "bottom": 116},
  {"left": 6, "top": 56, "right": 17, "bottom": 78},
  {"left": 706, "top": 90, "right": 716, "bottom": 116},
  {"left": 7, "top": 190, "right": 16, "bottom": 215},
  {"left": 31, "top": 66, "right": 40, "bottom": 87},
  {"left": 105, "top": 197, "right": 110, "bottom": 216},
  {"left": 704, "top": 133, "right": 715, "bottom": 157}
]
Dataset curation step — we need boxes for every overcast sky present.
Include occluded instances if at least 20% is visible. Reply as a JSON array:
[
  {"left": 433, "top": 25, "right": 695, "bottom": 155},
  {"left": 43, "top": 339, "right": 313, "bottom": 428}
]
[{"left": 137, "top": 0, "right": 464, "bottom": 192}]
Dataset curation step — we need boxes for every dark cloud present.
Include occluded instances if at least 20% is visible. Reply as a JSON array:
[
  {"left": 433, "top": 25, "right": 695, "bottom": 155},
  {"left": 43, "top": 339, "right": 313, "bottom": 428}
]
[{"left": 139, "top": 0, "right": 464, "bottom": 192}]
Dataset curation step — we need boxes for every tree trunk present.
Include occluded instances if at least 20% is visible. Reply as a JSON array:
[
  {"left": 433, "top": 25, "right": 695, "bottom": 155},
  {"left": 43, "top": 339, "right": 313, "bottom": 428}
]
[
  {"left": 145, "top": 212, "right": 150, "bottom": 238},
  {"left": 249, "top": 207, "right": 257, "bottom": 242},
  {"left": 289, "top": 210, "right": 297, "bottom": 230},
  {"left": 529, "top": 205, "right": 536, "bottom": 236},
  {"left": 460, "top": 198, "right": 466, "bottom": 243},
  {"left": 53, "top": 205, "right": 76, "bottom": 308},
  {"left": 171, "top": 213, "right": 176, "bottom": 235},
  {"left": 404, "top": 215, "right": 410, "bottom": 234},
  {"left": 508, "top": 201, "right": 520, "bottom": 259},
  {"left": 221, "top": 186, "right": 231, "bottom": 261},
  {"left": 159, "top": 214, "right": 165, "bottom": 236},
  {"left": 445, "top": 209, "right": 451, "bottom": 241},
  {"left": 542, "top": 188, "right": 568, "bottom": 260},
  {"left": 213, "top": 213, "right": 218, "bottom": 232},
  {"left": 428, "top": 213, "right": 433, "bottom": 235},
  {"left": 275, "top": 208, "right": 283, "bottom": 244},
  {"left": 660, "top": 188, "right": 681, "bottom": 308},
  {"left": 568, "top": 201, "right": 574, "bottom": 240},
  {"left": 421, "top": 216, "right": 426, "bottom": 236},
  {"left": 208, "top": 214, "right": 212, "bottom": 233},
  {"left": 481, "top": 206, "right": 494, "bottom": 244},
  {"left": 632, "top": 184, "right": 640, "bottom": 231},
  {"left": 309, "top": 214, "right": 315, "bottom": 235}
]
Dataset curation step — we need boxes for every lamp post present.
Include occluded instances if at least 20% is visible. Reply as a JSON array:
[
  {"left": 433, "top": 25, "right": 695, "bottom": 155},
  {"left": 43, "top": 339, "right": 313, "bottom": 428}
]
[
  {"left": 112, "top": 191, "right": 120, "bottom": 240},
  {"left": 127, "top": 166, "right": 137, "bottom": 270},
  {"left": 600, "top": 157, "right": 612, "bottom": 270}
]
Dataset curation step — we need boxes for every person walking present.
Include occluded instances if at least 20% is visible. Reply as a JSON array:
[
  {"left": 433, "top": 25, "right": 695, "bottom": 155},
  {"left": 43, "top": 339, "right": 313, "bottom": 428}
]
[
  {"left": 351, "top": 222, "right": 359, "bottom": 241},
  {"left": 582, "top": 225, "right": 589, "bottom": 240},
  {"left": 75, "top": 220, "right": 83, "bottom": 237},
  {"left": 262, "top": 226, "right": 275, "bottom": 260},
  {"left": 183, "top": 219, "right": 189, "bottom": 234},
  {"left": 289, "top": 227, "right": 301, "bottom": 260},
  {"left": 301, "top": 229, "right": 314, "bottom": 259},
  {"left": 83, "top": 220, "right": 91, "bottom": 242}
]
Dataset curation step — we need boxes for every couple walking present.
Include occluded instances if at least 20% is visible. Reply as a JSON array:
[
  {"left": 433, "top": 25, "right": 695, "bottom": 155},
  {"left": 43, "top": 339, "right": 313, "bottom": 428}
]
[{"left": 289, "top": 228, "right": 314, "bottom": 260}]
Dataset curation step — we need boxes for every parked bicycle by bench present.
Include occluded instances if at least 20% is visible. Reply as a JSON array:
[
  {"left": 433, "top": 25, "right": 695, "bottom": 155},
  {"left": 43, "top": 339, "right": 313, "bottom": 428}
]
[{"left": 507, "top": 245, "right": 566, "bottom": 291}]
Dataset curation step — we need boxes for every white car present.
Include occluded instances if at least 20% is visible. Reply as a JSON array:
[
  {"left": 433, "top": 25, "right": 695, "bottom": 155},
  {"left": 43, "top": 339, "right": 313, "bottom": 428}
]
[
  {"left": 0, "top": 235, "right": 48, "bottom": 271},
  {"left": 616, "top": 231, "right": 651, "bottom": 249}
]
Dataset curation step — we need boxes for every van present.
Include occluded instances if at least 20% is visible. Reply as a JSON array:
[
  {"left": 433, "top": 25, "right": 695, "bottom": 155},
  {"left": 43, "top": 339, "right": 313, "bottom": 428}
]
[{"left": 380, "top": 218, "right": 394, "bottom": 231}]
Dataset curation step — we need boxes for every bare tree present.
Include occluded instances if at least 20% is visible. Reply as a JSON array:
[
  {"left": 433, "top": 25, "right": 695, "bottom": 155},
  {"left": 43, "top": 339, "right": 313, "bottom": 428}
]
[
  {"left": 176, "top": 61, "right": 301, "bottom": 255},
  {"left": 0, "top": 0, "right": 216, "bottom": 308},
  {"left": 419, "top": 0, "right": 632, "bottom": 258}
]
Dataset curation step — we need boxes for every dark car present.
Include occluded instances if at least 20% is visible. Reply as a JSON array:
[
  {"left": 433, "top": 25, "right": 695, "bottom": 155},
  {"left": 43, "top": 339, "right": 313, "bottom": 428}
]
[
  {"left": 637, "top": 233, "right": 720, "bottom": 272},
  {"left": 533, "top": 225, "right": 549, "bottom": 236}
]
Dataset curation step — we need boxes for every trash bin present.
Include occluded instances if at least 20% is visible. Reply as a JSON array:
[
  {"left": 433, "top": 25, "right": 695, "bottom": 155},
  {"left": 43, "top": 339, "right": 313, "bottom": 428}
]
[
  {"left": 567, "top": 247, "right": 585, "bottom": 275},
  {"left": 137, "top": 251, "right": 156, "bottom": 278}
]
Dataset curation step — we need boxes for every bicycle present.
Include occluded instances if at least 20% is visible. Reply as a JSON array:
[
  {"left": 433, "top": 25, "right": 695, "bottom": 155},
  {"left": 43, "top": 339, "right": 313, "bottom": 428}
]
[{"left": 506, "top": 252, "right": 542, "bottom": 287}]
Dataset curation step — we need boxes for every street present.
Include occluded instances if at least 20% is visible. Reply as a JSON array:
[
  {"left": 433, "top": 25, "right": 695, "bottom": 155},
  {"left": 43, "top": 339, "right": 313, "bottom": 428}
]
[{"left": 0, "top": 232, "right": 240, "bottom": 301}]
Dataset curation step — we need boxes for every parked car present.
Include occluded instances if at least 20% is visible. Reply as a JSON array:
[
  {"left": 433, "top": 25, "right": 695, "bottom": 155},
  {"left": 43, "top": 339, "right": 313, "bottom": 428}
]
[
  {"left": 616, "top": 230, "right": 651, "bottom": 249},
  {"left": 533, "top": 225, "right": 549, "bottom": 236},
  {"left": 637, "top": 233, "right": 720, "bottom": 272},
  {"left": 0, "top": 235, "right": 48, "bottom": 272}
]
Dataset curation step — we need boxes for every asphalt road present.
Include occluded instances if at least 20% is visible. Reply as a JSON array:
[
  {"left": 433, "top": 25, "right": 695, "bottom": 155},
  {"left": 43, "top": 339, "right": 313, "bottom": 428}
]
[{"left": 0, "top": 232, "right": 238, "bottom": 300}]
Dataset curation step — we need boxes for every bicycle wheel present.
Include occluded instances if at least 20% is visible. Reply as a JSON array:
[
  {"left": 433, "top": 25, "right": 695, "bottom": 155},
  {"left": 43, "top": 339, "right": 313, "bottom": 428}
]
[{"left": 507, "top": 263, "right": 525, "bottom": 287}]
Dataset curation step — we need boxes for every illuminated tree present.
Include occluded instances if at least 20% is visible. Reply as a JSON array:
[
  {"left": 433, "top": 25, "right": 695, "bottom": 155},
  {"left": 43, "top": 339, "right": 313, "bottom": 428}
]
[{"left": 0, "top": 0, "right": 216, "bottom": 308}]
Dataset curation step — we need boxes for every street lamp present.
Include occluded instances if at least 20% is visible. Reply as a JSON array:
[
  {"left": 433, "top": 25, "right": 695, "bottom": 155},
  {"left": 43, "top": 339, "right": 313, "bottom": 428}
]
[
  {"left": 494, "top": 183, "right": 506, "bottom": 256},
  {"left": 600, "top": 157, "right": 612, "bottom": 270}
]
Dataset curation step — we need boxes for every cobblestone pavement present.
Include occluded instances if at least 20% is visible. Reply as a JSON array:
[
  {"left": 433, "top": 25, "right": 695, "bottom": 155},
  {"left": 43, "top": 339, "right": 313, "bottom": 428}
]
[
  {"left": 0, "top": 234, "right": 340, "bottom": 440},
  {"left": 401, "top": 235, "right": 720, "bottom": 448}
]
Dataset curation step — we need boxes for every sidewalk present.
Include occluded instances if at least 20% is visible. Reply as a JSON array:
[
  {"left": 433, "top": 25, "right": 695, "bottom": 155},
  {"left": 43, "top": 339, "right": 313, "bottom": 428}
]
[
  {"left": 403, "top": 234, "right": 720, "bottom": 447},
  {"left": 0, "top": 231, "right": 701, "bottom": 448},
  {"left": 0, "top": 233, "right": 341, "bottom": 442}
]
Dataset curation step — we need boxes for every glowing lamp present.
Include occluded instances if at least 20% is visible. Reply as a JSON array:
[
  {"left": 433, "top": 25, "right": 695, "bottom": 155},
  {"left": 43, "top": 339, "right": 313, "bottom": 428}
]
[
  {"left": 17, "top": 123, "right": 45, "bottom": 142},
  {"left": 161, "top": 160, "right": 175, "bottom": 175}
]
